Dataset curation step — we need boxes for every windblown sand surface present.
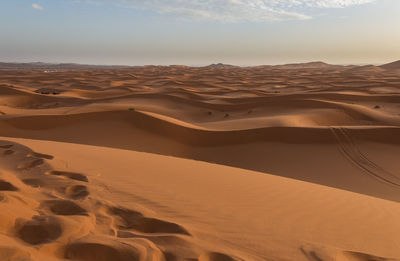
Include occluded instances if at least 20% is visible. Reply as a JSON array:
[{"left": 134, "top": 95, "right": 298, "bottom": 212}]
[{"left": 0, "top": 63, "right": 400, "bottom": 260}]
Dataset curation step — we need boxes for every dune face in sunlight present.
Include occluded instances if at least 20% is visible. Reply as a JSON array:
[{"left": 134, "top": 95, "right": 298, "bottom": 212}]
[{"left": 0, "top": 63, "right": 400, "bottom": 260}]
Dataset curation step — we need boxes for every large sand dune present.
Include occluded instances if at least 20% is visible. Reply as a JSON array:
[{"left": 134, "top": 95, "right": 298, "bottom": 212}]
[{"left": 0, "top": 63, "right": 400, "bottom": 260}]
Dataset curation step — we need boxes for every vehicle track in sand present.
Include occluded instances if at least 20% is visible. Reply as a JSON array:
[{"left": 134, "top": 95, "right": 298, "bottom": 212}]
[{"left": 331, "top": 127, "right": 400, "bottom": 187}]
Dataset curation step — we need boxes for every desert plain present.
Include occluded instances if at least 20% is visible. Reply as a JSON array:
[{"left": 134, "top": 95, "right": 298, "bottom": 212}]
[{"left": 0, "top": 61, "right": 400, "bottom": 261}]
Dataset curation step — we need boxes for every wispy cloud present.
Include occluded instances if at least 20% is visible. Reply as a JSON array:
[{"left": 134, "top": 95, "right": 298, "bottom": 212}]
[
  {"left": 303, "top": 0, "right": 376, "bottom": 8},
  {"left": 87, "top": 0, "right": 377, "bottom": 21},
  {"left": 32, "top": 3, "right": 44, "bottom": 11}
]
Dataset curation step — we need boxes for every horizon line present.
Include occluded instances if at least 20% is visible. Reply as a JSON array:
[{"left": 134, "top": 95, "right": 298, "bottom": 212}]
[{"left": 1, "top": 60, "right": 398, "bottom": 68}]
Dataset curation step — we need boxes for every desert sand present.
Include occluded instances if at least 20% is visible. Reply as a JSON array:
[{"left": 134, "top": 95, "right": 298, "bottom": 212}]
[{"left": 0, "top": 62, "right": 400, "bottom": 261}]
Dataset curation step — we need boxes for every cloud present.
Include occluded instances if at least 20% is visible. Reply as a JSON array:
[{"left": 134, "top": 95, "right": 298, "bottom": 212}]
[
  {"left": 87, "top": 0, "right": 377, "bottom": 21},
  {"left": 32, "top": 3, "right": 44, "bottom": 10},
  {"left": 304, "top": 0, "right": 376, "bottom": 8}
]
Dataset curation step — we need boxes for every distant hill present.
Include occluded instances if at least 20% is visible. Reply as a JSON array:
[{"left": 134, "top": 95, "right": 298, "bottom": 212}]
[
  {"left": 204, "top": 63, "right": 238, "bottom": 68},
  {"left": 380, "top": 60, "right": 400, "bottom": 70},
  {"left": 344, "top": 65, "right": 385, "bottom": 73},
  {"left": 273, "top": 61, "right": 337, "bottom": 69},
  {"left": 0, "top": 62, "right": 130, "bottom": 69}
]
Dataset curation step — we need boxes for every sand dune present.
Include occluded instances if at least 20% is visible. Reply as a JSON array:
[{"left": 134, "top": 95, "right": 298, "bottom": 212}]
[
  {"left": 1, "top": 138, "right": 400, "bottom": 261},
  {"left": 381, "top": 60, "right": 400, "bottom": 70},
  {"left": 0, "top": 64, "right": 400, "bottom": 260}
]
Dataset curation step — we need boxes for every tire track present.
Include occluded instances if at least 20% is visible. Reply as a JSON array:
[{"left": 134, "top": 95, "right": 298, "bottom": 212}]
[{"left": 331, "top": 127, "right": 400, "bottom": 187}]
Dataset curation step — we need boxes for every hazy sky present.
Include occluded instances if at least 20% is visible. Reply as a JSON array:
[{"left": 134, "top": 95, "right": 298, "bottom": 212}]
[{"left": 0, "top": 0, "right": 399, "bottom": 65}]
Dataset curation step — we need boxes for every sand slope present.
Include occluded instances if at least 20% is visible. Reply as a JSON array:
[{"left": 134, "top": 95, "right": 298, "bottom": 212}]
[{"left": 1, "top": 138, "right": 400, "bottom": 261}]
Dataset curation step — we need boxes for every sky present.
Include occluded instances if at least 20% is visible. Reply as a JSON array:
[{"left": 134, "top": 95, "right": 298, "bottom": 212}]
[{"left": 0, "top": 0, "right": 399, "bottom": 66}]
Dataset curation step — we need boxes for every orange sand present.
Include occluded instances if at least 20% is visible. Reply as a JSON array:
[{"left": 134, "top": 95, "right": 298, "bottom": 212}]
[{"left": 0, "top": 62, "right": 400, "bottom": 260}]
